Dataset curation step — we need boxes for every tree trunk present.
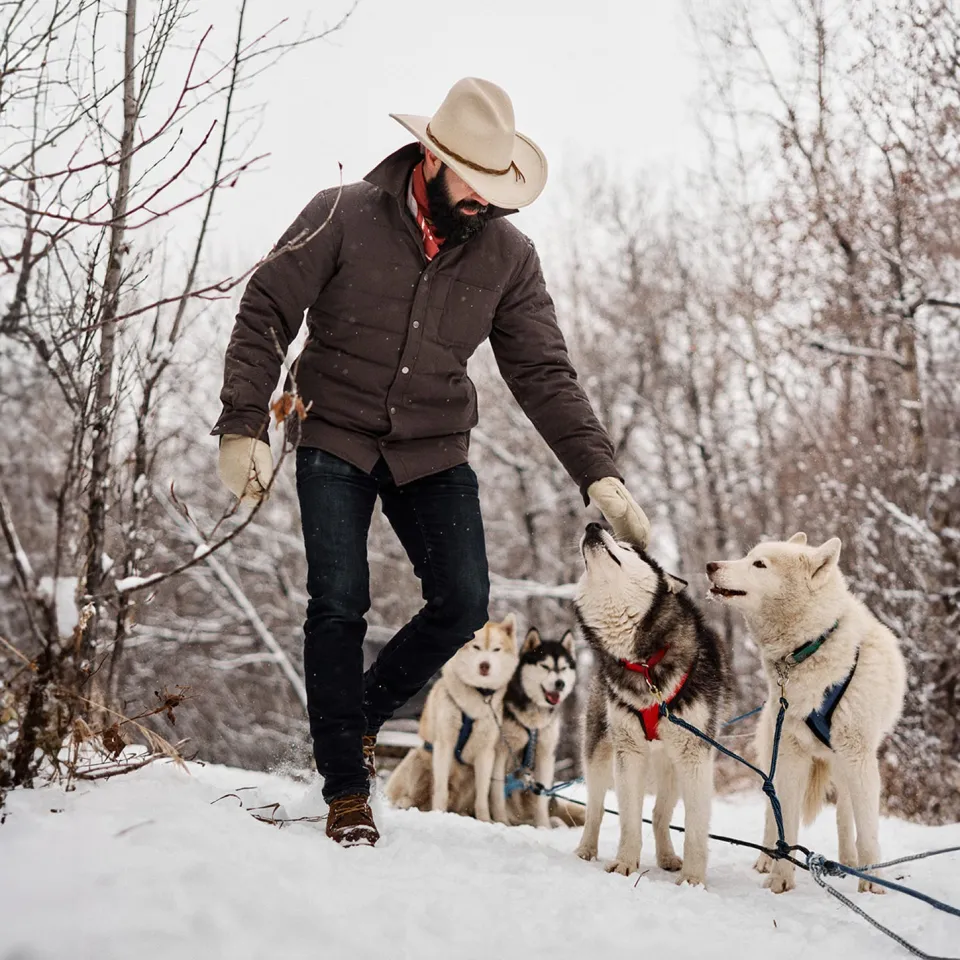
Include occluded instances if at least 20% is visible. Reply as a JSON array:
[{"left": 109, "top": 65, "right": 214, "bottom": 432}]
[{"left": 79, "top": 0, "right": 138, "bottom": 670}]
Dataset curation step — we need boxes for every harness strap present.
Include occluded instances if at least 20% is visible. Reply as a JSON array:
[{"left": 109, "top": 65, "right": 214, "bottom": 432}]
[
  {"left": 503, "top": 720, "right": 539, "bottom": 798},
  {"left": 619, "top": 645, "right": 669, "bottom": 685},
  {"left": 634, "top": 670, "right": 690, "bottom": 740},
  {"left": 422, "top": 711, "right": 474, "bottom": 764},
  {"left": 805, "top": 649, "right": 859, "bottom": 749},
  {"left": 789, "top": 619, "right": 840, "bottom": 665}
]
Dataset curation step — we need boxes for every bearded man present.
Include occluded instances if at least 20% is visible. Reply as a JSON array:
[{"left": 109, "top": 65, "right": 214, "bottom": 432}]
[{"left": 213, "top": 78, "right": 650, "bottom": 847}]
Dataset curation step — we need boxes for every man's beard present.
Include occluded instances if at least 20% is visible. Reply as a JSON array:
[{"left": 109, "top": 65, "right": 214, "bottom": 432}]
[{"left": 425, "top": 164, "right": 490, "bottom": 245}]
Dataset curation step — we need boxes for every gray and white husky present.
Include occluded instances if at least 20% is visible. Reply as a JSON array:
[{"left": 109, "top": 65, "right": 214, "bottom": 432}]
[
  {"left": 707, "top": 533, "right": 906, "bottom": 894},
  {"left": 491, "top": 627, "right": 579, "bottom": 828},
  {"left": 574, "top": 523, "right": 732, "bottom": 886}
]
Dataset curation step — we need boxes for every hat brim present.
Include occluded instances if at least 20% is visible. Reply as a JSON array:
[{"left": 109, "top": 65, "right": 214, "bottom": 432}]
[{"left": 389, "top": 113, "right": 547, "bottom": 209}]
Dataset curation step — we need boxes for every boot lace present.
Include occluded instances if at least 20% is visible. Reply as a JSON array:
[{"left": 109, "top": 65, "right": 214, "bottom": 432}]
[{"left": 329, "top": 794, "right": 370, "bottom": 826}]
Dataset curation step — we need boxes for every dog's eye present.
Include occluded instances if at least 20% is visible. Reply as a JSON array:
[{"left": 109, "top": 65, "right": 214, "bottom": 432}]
[
  {"left": 753, "top": 560, "right": 766, "bottom": 569},
  {"left": 472, "top": 644, "right": 482, "bottom": 651},
  {"left": 492, "top": 647, "right": 501, "bottom": 653}
]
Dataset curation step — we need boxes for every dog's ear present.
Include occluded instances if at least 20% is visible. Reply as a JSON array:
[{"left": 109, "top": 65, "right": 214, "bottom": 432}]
[
  {"left": 809, "top": 537, "right": 841, "bottom": 581},
  {"left": 559, "top": 630, "right": 576, "bottom": 656},
  {"left": 788, "top": 532, "right": 807, "bottom": 545},
  {"left": 665, "top": 572, "right": 688, "bottom": 594},
  {"left": 499, "top": 612, "right": 518, "bottom": 651},
  {"left": 522, "top": 627, "right": 542, "bottom": 653}
]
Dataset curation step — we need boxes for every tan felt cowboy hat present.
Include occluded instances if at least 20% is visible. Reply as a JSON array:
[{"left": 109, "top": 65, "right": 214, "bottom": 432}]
[{"left": 390, "top": 77, "right": 548, "bottom": 209}]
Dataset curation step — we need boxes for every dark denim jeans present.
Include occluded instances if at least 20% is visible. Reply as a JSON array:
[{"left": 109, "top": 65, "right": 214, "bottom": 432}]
[{"left": 296, "top": 448, "right": 490, "bottom": 801}]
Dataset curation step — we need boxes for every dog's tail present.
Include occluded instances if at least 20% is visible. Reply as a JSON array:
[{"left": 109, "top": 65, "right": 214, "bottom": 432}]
[
  {"left": 802, "top": 757, "right": 831, "bottom": 825},
  {"left": 549, "top": 797, "right": 587, "bottom": 827}
]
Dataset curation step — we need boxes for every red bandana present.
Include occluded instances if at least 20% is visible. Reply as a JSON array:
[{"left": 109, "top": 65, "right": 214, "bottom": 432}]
[{"left": 411, "top": 162, "right": 444, "bottom": 261}]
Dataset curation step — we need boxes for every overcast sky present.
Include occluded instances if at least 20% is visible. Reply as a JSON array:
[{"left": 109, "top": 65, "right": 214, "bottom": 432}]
[{"left": 215, "top": 0, "right": 702, "bottom": 263}]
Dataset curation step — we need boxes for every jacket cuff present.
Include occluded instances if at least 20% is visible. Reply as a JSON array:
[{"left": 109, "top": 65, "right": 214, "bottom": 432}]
[
  {"left": 579, "top": 462, "right": 623, "bottom": 506},
  {"left": 210, "top": 413, "right": 270, "bottom": 441}
]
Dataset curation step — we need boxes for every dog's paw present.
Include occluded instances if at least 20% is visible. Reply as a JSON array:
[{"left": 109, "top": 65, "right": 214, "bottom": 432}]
[
  {"left": 605, "top": 857, "right": 640, "bottom": 877},
  {"left": 753, "top": 852, "right": 774, "bottom": 874},
  {"left": 657, "top": 853, "right": 683, "bottom": 880},
  {"left": 549, "top": 816, "right": 566, "bottom": 829},
  {"left": 858, "top": 878, "right": 886, "bottom": 895},
  {"left": 575, "top": 843, "right": 597, "bottom": 862},
  {"left": 657, "top": 852, "right": 683, "bottom": 872},
  {"left": 391, "top": 796, "right": 413, "bottom": 810},
  {"left": 764, "top": 873, "right": 796, "bottom": 894},
  {"left": 676, "top": 872, "right": 705, "bottom": 888}
]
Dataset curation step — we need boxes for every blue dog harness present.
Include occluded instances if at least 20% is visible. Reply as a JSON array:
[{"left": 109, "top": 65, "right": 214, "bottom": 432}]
[
  {"left": 503, "top": 721, "right": 539, "bottom": 798},
  {"left": 421, "top": 686, "right": 498, "bottom": 764},
  {"left": 805, "top": 648, "right": 859, "bottom": 749},
  {"left": 781, "top": 619, "right": 859, "bottom": 750},
  {"left": 423, "top": 712, "right": 475, "bottom": 764}
]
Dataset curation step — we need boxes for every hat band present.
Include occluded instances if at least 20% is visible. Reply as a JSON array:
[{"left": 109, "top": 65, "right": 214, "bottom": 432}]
[{"left": 426, "top": 123, "right": 526, "bottom": 184}]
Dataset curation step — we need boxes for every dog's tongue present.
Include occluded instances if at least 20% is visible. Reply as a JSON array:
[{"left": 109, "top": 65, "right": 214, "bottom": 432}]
[{"left": 545, "top": 690, "right": 561, "bottom": 706}]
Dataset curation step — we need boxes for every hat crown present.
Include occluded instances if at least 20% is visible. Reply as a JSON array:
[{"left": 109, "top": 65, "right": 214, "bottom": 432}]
[{"left": 428, "top": 78, "right": 516, "bottom": 172}]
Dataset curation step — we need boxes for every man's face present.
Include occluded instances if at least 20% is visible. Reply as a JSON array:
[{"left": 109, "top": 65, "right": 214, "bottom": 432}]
[{"left": 423, "top": 149, "right": 490, "bottom": 244}]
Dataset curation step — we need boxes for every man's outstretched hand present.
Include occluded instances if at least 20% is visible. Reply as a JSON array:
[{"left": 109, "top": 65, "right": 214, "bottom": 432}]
[{"left": 587, "top": 477, "right": 651, "bottom": 548}]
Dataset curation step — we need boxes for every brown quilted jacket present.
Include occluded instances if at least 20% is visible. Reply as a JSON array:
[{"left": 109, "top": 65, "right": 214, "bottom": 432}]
[{"left": 211, "top": 144, "right": 621, "bottom": 496}]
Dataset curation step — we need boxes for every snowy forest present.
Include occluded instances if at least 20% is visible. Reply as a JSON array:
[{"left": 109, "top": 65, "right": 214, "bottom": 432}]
[{"left": 1, "top": 0, "right": 958, "bottom": 827}]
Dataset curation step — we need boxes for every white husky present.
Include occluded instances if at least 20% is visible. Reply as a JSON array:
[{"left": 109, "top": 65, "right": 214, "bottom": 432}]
[
  {"left": 385, "top": 616, "right": 520, "bottom": 821},
  {"left": 707, "top": 533, "right": 907, "bottom": 894}
]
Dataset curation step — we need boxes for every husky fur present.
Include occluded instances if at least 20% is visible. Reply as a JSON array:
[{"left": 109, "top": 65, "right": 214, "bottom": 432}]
[
  {"left": 488, "top": 627, "right": 580, "bottom": 828},
  {"left": 385, "top": 615, "right": 519, "bottom": 821},
  {"left": 574, "top": 523, "right": 731, "bottom": 885},
  {"left": 706, "top": 532, "right": 907, "bottom": 894}
]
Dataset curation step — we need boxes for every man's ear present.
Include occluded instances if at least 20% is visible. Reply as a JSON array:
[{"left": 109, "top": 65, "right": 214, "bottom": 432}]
[
  {"left": 810, "top": 537, "right": 842, "bottom": 581},
  {"left": 559, "top": 630, "right": 576, "bottom": 656},
  {"left": 788, "top": 532, "right": 807, "bottom": 545},
  {"left": 522, "top": 627, "right": 542, "bottom": 654},
  {"left": 665, "top": 572, "right": 688, "bottom": 594}
]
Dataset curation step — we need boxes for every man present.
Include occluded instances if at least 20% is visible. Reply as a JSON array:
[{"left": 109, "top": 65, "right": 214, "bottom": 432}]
[{"left": 213, "top": 78, "right": 650, "bottom": 847}]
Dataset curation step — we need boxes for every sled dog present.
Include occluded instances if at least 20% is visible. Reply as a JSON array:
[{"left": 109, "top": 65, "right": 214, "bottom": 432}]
[
  {"left": 490, "top": 626, "right": 580, "bottom": 828},
  {"left": 385, "top": 615, "right": 519, "bottom": 821},
  {"left": 574, "top": 523, "right": 731, "bottom": 885},
  {"left": 706, "top": 532, "right": 907, "bottom": 893}
]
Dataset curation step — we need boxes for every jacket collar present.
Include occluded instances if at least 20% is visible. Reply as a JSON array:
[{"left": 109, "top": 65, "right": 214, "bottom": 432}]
[{"left": 364, "top": 143, "right": 517, "bottom": 221}]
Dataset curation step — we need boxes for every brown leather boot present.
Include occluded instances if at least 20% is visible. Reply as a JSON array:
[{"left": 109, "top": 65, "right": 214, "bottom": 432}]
[
  {"left": 326, "top": 794, "right": 379, "bottom": 848},
  {"left": 361, "top": 735, "right": 377, "bottom": 780}
]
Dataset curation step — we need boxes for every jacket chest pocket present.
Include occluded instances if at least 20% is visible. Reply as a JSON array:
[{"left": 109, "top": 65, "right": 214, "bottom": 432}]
[{"left": 436, "top": 279, "right": 501, "bottom": 349}]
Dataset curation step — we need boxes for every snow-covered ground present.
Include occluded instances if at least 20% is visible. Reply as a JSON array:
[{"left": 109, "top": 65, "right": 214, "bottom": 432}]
[{"left": 1, "top": 762, "right": 957, "bottom": 960}]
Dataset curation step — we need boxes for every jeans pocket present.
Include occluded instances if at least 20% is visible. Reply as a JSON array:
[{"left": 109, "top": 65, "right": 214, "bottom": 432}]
[{"left": 296, "top": 447, "right": 361, "bottom": 484}]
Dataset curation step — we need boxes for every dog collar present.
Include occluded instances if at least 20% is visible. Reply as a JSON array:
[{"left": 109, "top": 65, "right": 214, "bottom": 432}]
[
  {"left": 620, "top": 646, "right": 669, "bottom": 685},
  {"left": 788, "top": 619, "right": 840, "bottom": 665},
  {"left": 475, "top": 686, "right": 497, "bottom": 699}
]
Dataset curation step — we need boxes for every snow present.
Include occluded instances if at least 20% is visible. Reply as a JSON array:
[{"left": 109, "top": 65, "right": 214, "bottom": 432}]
[
  {"left": 114, "top": 573, "right": 162, "bottom": 593},
  {"left": 1, "top": 764, "right": 957, "bottom": 960},
  {"left": 36, "top": 575, "right": 79, "bottom": 638}
]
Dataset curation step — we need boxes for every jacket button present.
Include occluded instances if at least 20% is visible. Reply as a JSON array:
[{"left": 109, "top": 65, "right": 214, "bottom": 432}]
[
  {"left": 401, "top": 366, "right": 410, "bottom": 374},
  {"left": 412, "top": 321, "right": 420, "bottom": 329},
  {"left": 390, "top": 406, "right": 397, "bottom": 414}
]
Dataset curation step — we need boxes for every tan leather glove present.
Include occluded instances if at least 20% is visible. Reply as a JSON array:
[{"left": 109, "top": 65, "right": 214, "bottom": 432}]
[
  {"left": 587, "top": 477, "right": 651, "bottom": 548},
  {"left": 218, "top": 434, "right": 274, "bottom": 505}
]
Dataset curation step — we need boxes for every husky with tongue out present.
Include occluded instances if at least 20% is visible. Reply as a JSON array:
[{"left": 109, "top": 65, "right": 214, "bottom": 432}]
[
  {"left": 489, "top": 627, "right": 579, "bottom": 828},
  {"left": 573, "top": 522, "right": 731, "bottom": 886}
]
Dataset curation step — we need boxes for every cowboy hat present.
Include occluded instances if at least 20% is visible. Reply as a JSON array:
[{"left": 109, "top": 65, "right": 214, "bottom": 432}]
[{"left": 390, "top": 77, "right": 547, "bottom": 209}]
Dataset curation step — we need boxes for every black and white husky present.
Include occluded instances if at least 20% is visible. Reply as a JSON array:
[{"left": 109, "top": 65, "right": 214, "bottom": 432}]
[
  {"left": 491, "top": 627, "right": 578, "bottom": 828},
  {"left": 574, "top": 523, "right": 731, "bottom": 885}
]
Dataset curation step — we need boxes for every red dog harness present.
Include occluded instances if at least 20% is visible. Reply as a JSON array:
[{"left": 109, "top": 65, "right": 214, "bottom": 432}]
[{"left": 620, "top": 647, "right": 690, "bottom": 741}]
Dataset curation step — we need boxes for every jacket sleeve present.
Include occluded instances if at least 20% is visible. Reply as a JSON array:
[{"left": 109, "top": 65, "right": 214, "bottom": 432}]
[
  {"left": 488, "top": 239, "right": 622, "bottom": 501},
  {"left": 211, "top": 188, "right": 343, "bottom": 439}
]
